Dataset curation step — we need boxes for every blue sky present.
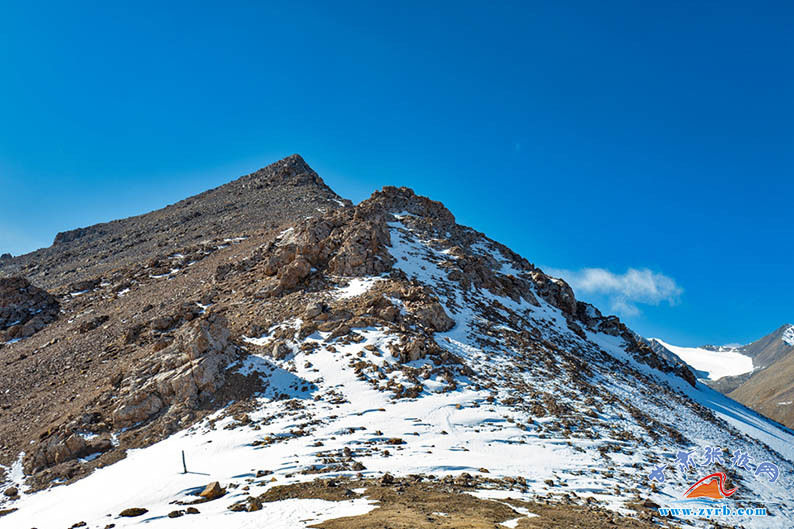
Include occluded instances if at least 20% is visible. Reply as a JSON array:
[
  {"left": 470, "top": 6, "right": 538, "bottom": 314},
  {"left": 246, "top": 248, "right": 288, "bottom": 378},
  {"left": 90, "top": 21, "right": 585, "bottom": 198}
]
[{"left": 0, "top": 1, "right": 791, "bottom": 345}]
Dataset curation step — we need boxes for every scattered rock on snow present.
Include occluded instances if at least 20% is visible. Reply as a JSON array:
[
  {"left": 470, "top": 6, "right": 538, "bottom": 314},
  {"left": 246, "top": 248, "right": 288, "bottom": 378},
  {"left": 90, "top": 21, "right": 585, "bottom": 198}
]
[
  {"left": 119, "top": 507, "right": 147, "bottom": 517},
  {"left": 2, "top": 487, "right": 18, "bottom": 497}
]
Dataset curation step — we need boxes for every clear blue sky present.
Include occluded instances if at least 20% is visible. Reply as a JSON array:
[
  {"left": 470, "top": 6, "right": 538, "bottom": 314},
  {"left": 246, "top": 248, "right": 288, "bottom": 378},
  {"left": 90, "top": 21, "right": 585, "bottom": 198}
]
[{"left": 0, "top": 1, "right": 791, "bottom": 346}]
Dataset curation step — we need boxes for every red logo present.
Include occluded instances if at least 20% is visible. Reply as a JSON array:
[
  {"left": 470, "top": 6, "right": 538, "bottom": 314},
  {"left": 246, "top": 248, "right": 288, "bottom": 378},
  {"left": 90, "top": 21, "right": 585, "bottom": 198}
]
[{"left": 683, "top": 472, "right": 737, "bottom": 500}]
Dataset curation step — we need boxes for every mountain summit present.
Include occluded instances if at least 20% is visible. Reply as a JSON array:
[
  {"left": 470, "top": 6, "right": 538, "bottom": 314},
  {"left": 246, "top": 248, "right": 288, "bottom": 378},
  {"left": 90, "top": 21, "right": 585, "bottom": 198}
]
[
  {"left": 0, "top": 154, "right": 348, "bottom": 290},
  {"left": 1, "top": 157, "right": 792, "bottom": 528}
]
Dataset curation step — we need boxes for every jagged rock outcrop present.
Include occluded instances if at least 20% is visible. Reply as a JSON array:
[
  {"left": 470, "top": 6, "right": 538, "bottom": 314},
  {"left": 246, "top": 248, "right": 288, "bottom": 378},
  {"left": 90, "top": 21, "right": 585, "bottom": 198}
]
[
  {"left": 25, "top": 411, "right": 114, "bottom": 474},
  {"left": 243, "top": 186, "right": 457, "bottom": 292},
  {"left": 113, "top": 313, "right": 236, "bottom": 429},
  {"left": 53, "top": 227, "right": 93, "bottom": 245},
  {"left": 0, "top": 277, "right": 60, "bottom": 343},
  {"left": 21, "top": 314, "right": 237, "bottom": 476},
  {"left": 216, "top": 184, "right": 692, "bottom": 385},
  {"left": 27, "top": 431, "right": 113, "bottom": 473},
  {"left": 574, "top": 301, "right": 696, "bottom": 385}
]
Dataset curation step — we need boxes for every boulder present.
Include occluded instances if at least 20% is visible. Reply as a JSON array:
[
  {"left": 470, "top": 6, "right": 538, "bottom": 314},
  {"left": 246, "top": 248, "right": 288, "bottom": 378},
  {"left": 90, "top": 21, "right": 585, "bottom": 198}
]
[
  {"left": 303, "top": 302, "right": 324, "bottom": 319},
  {"left": 394, "top": 338, "right": 441, "bottom": 363},
  {"left": 151, "top": 316, "right": 175, "bottom": 332},
  {"left": 25, "top": 429, "right": 114, "bottom": 472},
  {"left": 412, "top": 302, "right": 454, "bottom": 332},
  {"left": 119, "top": 507, "right": 148, "bottom": 517},
  {"left": 68, "top": 278, "right": 101, "bottom": 293},
  {"left": 229, "top": 496, "right": 263, "bottom": 512},
  {"left": 112, "top": 392, "right": 164, "bottom": 429},
  {"left": 199, "top": 481, "right": 225, "bottom": 500},
  {"left": 278, "top": 257, "right": 311, "bottom": 291},
  {"left": 0, "top": 277, "right": 60, "bottom": 338},
  {"left": 271, "top": 341, "right": 291, "bottom": 360}
]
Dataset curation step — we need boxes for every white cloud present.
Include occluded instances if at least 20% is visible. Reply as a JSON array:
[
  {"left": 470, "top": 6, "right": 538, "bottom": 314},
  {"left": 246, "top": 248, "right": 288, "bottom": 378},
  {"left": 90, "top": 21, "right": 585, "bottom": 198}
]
[{"left": 545, "top": 267, "right": 683, "bottom": 317}]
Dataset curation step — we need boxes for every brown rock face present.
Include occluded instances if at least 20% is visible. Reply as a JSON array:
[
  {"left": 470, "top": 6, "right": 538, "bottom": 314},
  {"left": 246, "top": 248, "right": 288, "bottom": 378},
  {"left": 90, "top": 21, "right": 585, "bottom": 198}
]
[
  {"left": 283, "top": 210, "right": 393, "bottom": 279},
  {"left": 278, "top": 257, "right": 312, "bottom": 291},
  {"left": 364, "top": 186, "right": 456, "bottom": 229},
  {"left": 25, "top": 408, "right": 118, "bottom": 474},
  {"left": 112, "top": 393, "right": 165, "bottom": 431},
  {"left": 0, "top": 277, "right": 59, "bottom": 342},
  {"left": 410, "top": 302, "right": 455, "bottom": 332},
  {"left": 112, "top": 313, "right": 236, "bottom": 429},
  {"left": 531, "top": 272, "right": 577, "bottom": 316}
]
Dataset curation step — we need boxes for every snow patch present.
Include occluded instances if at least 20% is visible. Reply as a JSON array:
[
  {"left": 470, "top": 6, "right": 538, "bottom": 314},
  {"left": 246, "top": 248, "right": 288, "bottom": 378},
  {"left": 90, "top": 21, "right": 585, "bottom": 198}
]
[
  {"left": 783, "top": 325, "right": 794, "bottom": 346},
  {"left": 334, "top": 277, "right": 383, "bottom": 299}
]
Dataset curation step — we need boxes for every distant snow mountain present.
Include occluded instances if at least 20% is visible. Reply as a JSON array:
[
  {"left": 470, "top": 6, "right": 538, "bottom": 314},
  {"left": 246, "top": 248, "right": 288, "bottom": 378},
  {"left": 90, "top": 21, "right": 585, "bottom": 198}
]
[
  {"left": 651, "top": 324, "right": 794, "bottom": 430},
  {"left": 722, "top": 324, "right": 794, "bottom": 429},
  {"left": 647, "top": 338, "right": 754, "bottom": 381}
]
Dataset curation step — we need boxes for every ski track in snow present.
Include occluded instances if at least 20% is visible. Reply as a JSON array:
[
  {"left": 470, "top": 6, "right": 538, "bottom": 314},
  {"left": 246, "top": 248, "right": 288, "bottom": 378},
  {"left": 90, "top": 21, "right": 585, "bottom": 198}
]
[{"left": 3, "top": 217, "right": 793, "bottom": 529}]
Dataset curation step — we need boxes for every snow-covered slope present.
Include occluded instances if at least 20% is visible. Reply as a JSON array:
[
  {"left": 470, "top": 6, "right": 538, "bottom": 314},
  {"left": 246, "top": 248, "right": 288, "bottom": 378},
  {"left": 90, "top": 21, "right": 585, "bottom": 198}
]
[
  {"left": 783, "top": 325, "right": 794, "bottom": 347},
  {"left": 2, "top": 187, "right": 792, "bottom": 529},
  {"left": 649, "top": 338, "right": 754, "bottom": 381}
]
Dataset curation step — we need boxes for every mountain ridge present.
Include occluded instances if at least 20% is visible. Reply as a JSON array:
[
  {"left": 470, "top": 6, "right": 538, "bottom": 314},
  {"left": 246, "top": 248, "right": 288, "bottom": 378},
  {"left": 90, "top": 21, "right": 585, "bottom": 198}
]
[
  {"left": 1, "top": 155, "right": 792, "bottom": 528},
  {"left": 0, "top": 154, "right": 349, "bottom": 291}
]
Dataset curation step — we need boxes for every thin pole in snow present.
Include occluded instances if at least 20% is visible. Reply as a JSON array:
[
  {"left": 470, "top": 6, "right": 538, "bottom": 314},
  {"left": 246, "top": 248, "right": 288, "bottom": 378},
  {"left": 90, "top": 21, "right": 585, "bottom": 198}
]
[{"left": 182, "top": 450, "right": 187, "bottom": 474}]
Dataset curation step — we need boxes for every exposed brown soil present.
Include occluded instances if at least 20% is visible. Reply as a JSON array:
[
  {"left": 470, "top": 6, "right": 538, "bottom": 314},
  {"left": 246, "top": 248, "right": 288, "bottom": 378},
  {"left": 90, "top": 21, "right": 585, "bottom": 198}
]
[{"left": 238, "top": 477, "right": 674, "bottom": 529}]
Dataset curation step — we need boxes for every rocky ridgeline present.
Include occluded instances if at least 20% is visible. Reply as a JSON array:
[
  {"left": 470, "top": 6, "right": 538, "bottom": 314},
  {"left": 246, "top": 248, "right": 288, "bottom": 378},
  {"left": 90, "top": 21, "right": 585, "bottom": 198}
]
[
  {"left": 0, "top": 277, "right": 59, "bottom": 343},
  {"left": 0, "top": 154, "right": 349, "bottom": 291},
  {"left": 217, "top": 185, "right": 694, "bottom": 385}
]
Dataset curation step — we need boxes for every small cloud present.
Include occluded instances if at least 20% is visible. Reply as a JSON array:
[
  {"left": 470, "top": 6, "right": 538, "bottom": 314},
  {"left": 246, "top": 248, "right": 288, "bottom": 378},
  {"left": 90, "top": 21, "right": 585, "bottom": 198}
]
[
  {"left": 609, "top": 297, "right": 642, "bottom": 317},
  {"left": 545, "top": 267, "right": 683, "bottom": 317}
]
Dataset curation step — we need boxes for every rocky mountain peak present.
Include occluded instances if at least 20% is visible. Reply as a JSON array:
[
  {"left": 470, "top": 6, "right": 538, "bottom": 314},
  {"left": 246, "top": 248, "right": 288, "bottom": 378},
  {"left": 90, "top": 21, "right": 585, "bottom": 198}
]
[
  {"left": 1, "top": 156, "right": 348, "bottom": 290},
  {"left": 211, "top": 183, "right": 694, "bottom": 387},
  {"left": 737, "top": 323, "right": 794, "bottom": 366},
  {"left": 242, "top": 153, "right": 330, "bottom": 189},
  {"left": 356, "top": 186, "right": 456, "bottom": 228}
]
